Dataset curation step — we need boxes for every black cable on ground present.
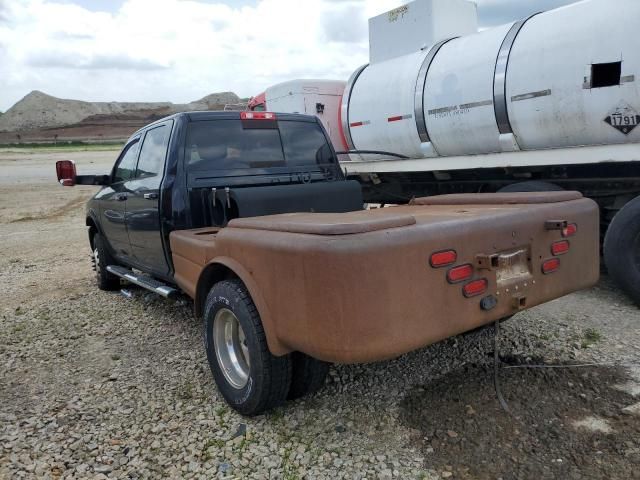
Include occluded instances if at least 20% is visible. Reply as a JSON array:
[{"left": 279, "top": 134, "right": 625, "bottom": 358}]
[
  {"left": 503, "top": 362, "right": 640, "bottom": 369},
  {"left": 493, "top": 320, "right": 516, "bottom": 417},
  {"left": 492, "top": 320, "right": 639, "bottom": 418}
]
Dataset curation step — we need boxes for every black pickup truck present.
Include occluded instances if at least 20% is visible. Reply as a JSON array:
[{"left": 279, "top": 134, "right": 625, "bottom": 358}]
[
  {"left": 76, "top": 111, "right": 358, "bottom": 285},
  {"left": 56, "top": 110, "right": 600, "bottom": 415}
]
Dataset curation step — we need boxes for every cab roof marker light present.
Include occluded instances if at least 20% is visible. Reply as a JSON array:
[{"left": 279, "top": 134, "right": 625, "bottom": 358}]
[{"left": 241, "top": 112, "right": 276, "bottom": 120}]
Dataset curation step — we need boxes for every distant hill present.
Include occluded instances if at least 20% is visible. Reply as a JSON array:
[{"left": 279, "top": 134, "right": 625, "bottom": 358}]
[{"left": 0, "top": 90, "right": 243, "bottom": 144}]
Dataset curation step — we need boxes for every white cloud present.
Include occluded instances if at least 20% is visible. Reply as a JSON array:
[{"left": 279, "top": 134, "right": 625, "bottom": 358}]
[
  {"left": 0, "top": 0, "right": 577, "bottom": 111},
  {"left": 0, "top": 0, "right": 398, "bottom": 110}
]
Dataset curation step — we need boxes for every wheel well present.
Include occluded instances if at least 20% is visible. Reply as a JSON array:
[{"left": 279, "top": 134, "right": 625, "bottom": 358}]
[
  {"left": 195, "top": 263, "right": 239, "bottom": 318},
  {"left": 86, "top": 217, "right": 98, "bottom": 249}
]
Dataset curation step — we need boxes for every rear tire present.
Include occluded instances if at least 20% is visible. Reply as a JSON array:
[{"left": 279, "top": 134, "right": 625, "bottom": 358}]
[
  {"left": 604, "top": 195, "right": 640, "bottom": 306},
  {"left": 203, "top": 279, "right": 291, "bottom": 415},
  {"left": 498, "top": 181, "right": 564, "bottom": 192},
  {"left": 288, "top": 352, "right": 330, "bottom": 400},
  {"left": 93, "top": 233, "right": 120, "bottom": 291}
]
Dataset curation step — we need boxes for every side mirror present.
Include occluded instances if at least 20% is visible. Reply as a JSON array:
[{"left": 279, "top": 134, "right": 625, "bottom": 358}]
[
  {"left": 56, "top": 160, "right": 111, "bottom": 186},
  {"left": 56, "top": 160, "right": 77, "bottom": 186}
]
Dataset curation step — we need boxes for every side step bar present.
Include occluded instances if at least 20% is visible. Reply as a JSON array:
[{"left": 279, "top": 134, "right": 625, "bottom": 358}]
[{"left": 106, "top": 265, "right": 179, "bottom": 299}]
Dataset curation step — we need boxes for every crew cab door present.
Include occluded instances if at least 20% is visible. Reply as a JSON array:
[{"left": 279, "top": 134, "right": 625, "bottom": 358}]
[
  {"left": 99, "top": 137, "right": 141, "bottom": 257},
  {"left": 125, "top": 122, "right": 172, "bottom": 275}
]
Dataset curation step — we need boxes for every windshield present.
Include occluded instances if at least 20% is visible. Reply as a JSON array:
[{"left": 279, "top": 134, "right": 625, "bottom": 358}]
[{"left": 186, "top": 119, "right": 336, "bottom": 173}]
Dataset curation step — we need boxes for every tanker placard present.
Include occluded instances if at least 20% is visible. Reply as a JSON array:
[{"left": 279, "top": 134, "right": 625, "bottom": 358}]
[{"left": 604, "top": 102, "right": 640, "bottom": 135}]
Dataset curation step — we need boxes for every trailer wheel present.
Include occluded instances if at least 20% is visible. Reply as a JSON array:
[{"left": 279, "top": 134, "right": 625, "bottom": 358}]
[
  {"left": 288, "top": 352, "right": 330, "bottom": 400},
  {"left": 203, "top": 279, "right": 291, "bottom": 415},
  {"left": 498, "top": 181, "right": 564, "bottom": 192},
  {"left": 604, "top": 195, "right": 640, "bottom": 306},
  {"left": 93, "top": 233, "right": 120, "bottom": 291}
]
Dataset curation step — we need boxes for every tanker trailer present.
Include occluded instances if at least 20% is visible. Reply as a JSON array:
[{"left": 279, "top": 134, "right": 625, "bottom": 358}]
[{"left": 249, "top": 0, "right": 640, "bottom": 305}]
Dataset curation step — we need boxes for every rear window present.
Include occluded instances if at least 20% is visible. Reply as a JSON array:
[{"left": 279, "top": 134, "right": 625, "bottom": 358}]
[{"left": 186, "top": 119, "right": 335, "bottom": 173}]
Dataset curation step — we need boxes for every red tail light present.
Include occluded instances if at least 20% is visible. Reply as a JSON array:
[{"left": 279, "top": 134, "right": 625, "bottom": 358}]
[
  {"left": 562, "top": 223, "right": 577, "bottom": 237},
  {"left": 430, "top": 250, "right": 457, "bottom": 268},
  {"left": 551, "top": 240, "right": 570, "bottom": 256},
  {"left": 447, "top": 264, "right": 473, "bottom": 283},
  {"left": 463, "top": 279, "right": 488, "bottom": 298},
  {"left": 542, "top": 258, "right": 560, "bottom": 274},
  {"left": 240, "top": 111, "right": 276, "bottom": 120}
]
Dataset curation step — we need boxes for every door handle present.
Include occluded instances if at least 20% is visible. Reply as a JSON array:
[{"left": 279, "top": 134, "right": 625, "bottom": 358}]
[
  {"left": 143, "top": 193, "right": 158, "bottom": 200},
  {"left": 115, "top": 193, "right": 127, "bottom": 201}
]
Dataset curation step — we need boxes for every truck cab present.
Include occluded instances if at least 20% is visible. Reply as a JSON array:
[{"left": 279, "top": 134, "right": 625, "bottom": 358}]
[{"left": 83, "top": 111, "right": 360, "bottom": 285}]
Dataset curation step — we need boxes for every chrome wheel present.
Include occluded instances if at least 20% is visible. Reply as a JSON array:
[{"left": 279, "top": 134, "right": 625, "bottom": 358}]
[{"left": 213, "top": 308, "right": 250, "bottom": 389}]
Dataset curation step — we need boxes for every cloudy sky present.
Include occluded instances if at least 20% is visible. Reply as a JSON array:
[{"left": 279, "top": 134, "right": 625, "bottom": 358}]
[{"left": 0, "top": 0, "right": 578, "bottom": 111}]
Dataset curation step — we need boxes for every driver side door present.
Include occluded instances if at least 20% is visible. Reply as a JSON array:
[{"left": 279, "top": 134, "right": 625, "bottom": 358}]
[
  {"left": 126, "top": 123, "right": 172, "bottom": 275},
  {"left": 98, "top": 137, "right": 140, "bottom": 258}
]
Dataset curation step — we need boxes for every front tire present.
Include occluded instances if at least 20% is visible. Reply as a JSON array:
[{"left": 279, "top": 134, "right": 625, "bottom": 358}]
[
  {"left": 203, "top": 279, "right": 291, "bottom": 415},
  {"left": 93, "top": 233, "right": 120, "bottom": 291},
  {"left": 604, "top": 195, "right": 640, "bottom": 306}
]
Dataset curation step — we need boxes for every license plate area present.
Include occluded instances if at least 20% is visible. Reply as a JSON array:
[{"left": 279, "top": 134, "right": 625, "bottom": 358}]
[{"left": 477, "top": 248, "right": 532, "bottom": 287}]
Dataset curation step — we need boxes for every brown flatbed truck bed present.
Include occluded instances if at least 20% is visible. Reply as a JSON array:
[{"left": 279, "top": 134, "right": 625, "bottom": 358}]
[{"left": 170, "top": 191, "right": 599, "bottom": 365}]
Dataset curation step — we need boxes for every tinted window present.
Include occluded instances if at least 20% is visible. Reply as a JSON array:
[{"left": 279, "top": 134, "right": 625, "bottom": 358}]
[
  {"left": 187, "top": 120, "right": 284, "bottom": 171},
  {"left": 136, "top": 125, "right": 170, "bottom": 183},
  {"left": 186, "top": 119, "right": 334, "bottom": 173},
  {"left": 113, "top": 140, "right": 140, "bottom": 183},
  {"left": 279, "top": 121, "right": 335, "bottom": 166}
]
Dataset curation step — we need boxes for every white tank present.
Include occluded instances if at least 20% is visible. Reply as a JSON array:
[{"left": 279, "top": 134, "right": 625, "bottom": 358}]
[
  {"left": 348, "top": 51, "right": 428, "bottom": 159},
  {"left": 506, "top": 0, "right": 640, "bottom": 150},
  {"left": 342, "top": 0, "right": 640, "bottom": 159},
  {"left": 423, "top": 23, "right": 513, "bottom": 156}
]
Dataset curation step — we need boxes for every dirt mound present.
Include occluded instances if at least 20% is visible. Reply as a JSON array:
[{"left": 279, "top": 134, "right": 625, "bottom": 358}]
[
  {"left": 0, "top": 90, "right": 241, "bottom": 134},
  {"left": 192, "top": 92, "right": 241, "bottom": 109}
]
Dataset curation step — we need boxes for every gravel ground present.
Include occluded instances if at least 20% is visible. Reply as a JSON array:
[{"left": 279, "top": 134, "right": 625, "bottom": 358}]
[{"left": 1, "top": 151, "right": 639, "bottom": 479}]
